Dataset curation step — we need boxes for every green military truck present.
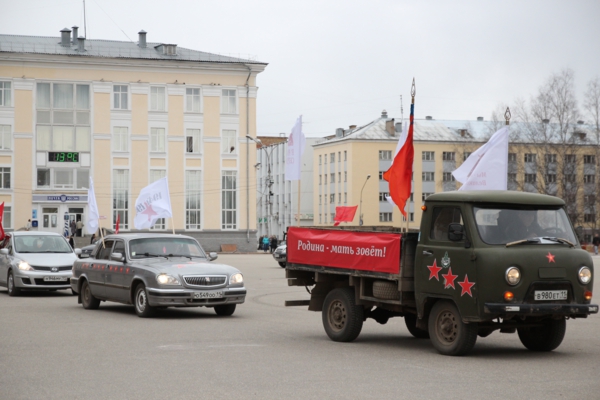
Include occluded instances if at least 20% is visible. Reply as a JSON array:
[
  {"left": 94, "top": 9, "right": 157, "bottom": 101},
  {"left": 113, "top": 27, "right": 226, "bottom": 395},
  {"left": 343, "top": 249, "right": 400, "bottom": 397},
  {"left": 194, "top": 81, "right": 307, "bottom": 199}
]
[{"left": 285, "top": 191, "right": 598, "bottom": 356}]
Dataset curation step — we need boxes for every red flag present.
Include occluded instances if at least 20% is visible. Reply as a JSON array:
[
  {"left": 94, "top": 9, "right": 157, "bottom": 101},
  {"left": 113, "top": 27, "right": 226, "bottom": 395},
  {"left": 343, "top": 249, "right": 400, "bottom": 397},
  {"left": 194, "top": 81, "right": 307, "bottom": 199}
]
[
  {"left": 0, "top": 202, "right": 4, "bottom": 241},
  {"left": 115, "top": 214, "right": 120, "bottom": 234},
  {"left": 383, "top": 98, "right": 415, "bottom": 217},
  {"left": 333, "top": 206, "right": 358, "bottom": 226}
]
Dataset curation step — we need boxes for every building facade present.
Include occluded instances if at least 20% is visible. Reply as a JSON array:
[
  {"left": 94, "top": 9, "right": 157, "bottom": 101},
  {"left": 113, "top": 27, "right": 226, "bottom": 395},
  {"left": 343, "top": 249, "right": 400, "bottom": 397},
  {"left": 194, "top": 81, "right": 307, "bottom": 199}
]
[{"left": 0, "top": 27, "right": 266, "bottom": 251}]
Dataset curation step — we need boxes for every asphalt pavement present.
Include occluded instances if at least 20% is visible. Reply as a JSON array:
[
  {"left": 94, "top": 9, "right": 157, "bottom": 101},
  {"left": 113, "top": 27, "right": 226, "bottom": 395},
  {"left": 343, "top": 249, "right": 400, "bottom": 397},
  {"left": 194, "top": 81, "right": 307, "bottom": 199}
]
[{"left": 1, "top": 254, "right": 599, "bottom": 399}]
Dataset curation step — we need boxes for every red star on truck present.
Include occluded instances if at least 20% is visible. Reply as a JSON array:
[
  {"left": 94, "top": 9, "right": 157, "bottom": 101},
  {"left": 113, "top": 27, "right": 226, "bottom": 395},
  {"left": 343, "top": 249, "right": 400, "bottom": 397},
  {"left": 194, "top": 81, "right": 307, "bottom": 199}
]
[
  {"left": 427, "top": 259, "right": 442, "bottom": 281},
  {"left": 442, "top": 268, "right": 458, "bottom": 289},
  {"left": 458, "top": 275, "right": 475, "bottom": 297},
  {"left": 546, "top": 252, "right": 555, "bottom": 263}
]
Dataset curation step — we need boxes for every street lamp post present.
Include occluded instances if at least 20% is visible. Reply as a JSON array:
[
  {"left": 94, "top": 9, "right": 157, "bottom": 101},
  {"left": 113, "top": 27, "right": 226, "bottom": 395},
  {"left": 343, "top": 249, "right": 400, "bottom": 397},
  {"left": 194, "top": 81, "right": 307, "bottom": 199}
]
[
  {"left": 359, "top": 174, "right": 371, "bottom": 226},
  {"left": 246, "top": 136, "right": 273, "bottom": 237}
]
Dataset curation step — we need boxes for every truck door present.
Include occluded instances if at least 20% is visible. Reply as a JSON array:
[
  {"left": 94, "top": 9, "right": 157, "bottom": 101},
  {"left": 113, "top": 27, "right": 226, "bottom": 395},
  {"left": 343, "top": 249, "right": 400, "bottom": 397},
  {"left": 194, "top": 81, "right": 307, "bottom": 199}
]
[{"left": 416, "top": 206, "right": 478, "bottom": 318}]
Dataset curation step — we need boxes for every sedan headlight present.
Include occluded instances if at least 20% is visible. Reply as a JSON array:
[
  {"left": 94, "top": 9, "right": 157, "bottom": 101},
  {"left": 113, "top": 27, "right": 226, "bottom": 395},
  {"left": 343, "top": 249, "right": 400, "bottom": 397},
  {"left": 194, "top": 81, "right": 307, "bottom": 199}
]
[
  {"left": 156, "top": 274, "right": 180, "bottom": 285},
  {"left": 18, "top": 261, "right": 34, "bottom": 271},
  {"left": 578, "top": 267, "right": 592, "bottom": 285},
  {"left": 229, "top": 273, "right": 243, "bottom": 285},
  {"left": 505, "top": 266, "right": 521, "bottom": 285}
]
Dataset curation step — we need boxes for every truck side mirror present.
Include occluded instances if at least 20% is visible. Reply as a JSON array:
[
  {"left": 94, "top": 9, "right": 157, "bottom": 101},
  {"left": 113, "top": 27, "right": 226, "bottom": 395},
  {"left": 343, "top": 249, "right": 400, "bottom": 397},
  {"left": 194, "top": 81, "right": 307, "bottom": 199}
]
[{"left": 448, "top": 223, "right": 464, "bottom": 241}]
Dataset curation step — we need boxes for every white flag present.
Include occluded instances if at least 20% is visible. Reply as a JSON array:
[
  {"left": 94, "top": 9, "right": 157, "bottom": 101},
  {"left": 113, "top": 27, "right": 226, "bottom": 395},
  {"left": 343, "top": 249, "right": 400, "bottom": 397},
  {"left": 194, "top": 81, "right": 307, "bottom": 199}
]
[
  {"left": 134, "top": 177, "right": 173, "bottom": 230},
  {"left": 285, "top": 115, "right": 306, "bottom": 181},
  {"left": 86, "top": 177, "right": 100, "bottom": 234},
  {"left": 452, "top": 126, "right": 510, "bottom": 191}
]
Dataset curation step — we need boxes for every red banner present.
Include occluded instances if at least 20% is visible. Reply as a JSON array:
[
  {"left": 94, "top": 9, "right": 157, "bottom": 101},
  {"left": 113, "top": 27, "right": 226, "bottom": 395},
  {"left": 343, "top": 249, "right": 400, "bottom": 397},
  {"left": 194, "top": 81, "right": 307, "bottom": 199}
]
[{"left": 287, "top": 227, "right": 401, "bottom": 274}]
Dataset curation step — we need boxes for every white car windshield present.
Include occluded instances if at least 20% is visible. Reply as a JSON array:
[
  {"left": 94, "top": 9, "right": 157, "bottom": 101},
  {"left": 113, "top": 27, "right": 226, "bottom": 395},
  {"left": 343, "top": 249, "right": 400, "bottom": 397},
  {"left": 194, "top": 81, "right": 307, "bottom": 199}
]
[
  {"left": 15, "top": 235, "right": 73, "bottom": 253},
  {"left": 474, "top": 207, "right": 578, "bottom": 245},
  {"left": 129, "top": 238, "right": 206, "bottom": 259}
]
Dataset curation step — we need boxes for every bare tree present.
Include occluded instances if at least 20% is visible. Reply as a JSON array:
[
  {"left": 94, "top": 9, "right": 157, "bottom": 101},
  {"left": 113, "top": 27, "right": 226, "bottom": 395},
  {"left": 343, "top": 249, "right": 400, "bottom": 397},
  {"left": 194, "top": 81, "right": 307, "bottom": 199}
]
[{"left": 583, "top": 77, "right": 600, "bottom": 237}]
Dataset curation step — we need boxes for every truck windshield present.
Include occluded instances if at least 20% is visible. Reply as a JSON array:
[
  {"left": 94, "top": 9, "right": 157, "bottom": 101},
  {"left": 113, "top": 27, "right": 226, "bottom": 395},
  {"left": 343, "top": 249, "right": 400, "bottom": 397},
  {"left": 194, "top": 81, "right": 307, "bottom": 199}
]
[
  {"left": 129, "top": 238, "right": 206, "bottom": 259},
  {"left": 473, "top": 207, "right": 578, "bottom": 245}
]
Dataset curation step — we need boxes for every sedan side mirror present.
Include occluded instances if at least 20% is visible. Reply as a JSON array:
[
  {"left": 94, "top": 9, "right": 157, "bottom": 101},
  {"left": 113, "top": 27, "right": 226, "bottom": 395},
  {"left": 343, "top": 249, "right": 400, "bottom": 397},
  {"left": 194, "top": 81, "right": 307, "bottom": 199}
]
[
  {"left": 448, "top": 223, "right": 465, "bottom": 241},
  {"left": 110, "top": 252, "right": 124, "bottom": 262},
  {"left": 0, "top": 249, "right": 8, "bottom": 255},
  {"left": 74, "top": 248, "right": 82, "bottom": 255},
  {"left": 208, "top": 252, "right": 218, "bottom": 261}
]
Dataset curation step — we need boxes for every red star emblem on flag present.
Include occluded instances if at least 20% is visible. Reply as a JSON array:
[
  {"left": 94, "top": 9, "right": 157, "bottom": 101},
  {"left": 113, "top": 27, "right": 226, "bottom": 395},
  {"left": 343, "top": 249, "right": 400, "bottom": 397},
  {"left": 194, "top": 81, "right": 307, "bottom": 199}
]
[
  {"left": 442, "top": 267, "right": 458, "bottom": 289},
  {"left": 427, "top": 259, "right": 442, "bottom": 281},
  {"left": 546, "top": 252, "right": 555, "bottom": 263},
  {"left": 458, "top": 274, "right": 475, "bottom": 297}
]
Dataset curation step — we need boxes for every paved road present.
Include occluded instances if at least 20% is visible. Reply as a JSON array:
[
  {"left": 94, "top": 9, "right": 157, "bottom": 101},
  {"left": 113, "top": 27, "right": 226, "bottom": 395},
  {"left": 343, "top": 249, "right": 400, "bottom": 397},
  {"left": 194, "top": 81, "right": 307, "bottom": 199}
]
[{"left": 1, "top": 254, "right": 599, "bottom": 399}]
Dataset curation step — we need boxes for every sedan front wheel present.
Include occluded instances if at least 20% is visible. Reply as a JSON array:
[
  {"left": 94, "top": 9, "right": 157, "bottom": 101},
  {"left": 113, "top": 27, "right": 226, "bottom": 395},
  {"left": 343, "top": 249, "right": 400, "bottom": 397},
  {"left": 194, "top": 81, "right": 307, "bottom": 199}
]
[
  {"left": 134, "top": 284, "right": 156, "bottom": 318},
  {"left": 7, "top": 270, "right": 21, "bottom": 297}
]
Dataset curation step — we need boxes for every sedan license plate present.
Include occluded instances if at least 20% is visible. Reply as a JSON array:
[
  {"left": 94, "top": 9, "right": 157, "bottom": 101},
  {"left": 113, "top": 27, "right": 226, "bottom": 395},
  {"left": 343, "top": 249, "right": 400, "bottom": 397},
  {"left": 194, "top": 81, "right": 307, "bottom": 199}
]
[
  {"left": 193, "top": 291, "right": 223, "bottom": 299},
  {"left": 43, "top": 276, "right": 68, "bottom": 282},
  {"left": 534, "top": 290, "right": 567, "bottom": 301}
]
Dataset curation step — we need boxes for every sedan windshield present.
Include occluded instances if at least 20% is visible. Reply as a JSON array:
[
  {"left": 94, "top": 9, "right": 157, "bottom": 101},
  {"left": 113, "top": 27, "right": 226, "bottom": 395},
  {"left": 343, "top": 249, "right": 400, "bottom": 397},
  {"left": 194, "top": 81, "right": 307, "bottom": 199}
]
[
  {"left": 129, "top": 238, "right": 206, "bottom": 259},
  {"left": 15, "top": 235, "right": 73, "bottom": 253},
  {"left": 474, "top": 207, "right": 578, "bottom": 245}
]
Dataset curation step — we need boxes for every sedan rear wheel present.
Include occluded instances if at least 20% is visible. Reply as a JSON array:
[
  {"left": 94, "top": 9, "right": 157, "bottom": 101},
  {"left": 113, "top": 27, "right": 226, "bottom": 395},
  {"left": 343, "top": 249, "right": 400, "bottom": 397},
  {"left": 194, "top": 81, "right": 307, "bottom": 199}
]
[
  {"left": 81, "top": 280, "right": 100, "bottom": 309},
  {"left": 7, "top": 270, "right": 21, "bottom": 297},
  {"left": 134, "top": 284, "right": 156, "bottom": 318}
]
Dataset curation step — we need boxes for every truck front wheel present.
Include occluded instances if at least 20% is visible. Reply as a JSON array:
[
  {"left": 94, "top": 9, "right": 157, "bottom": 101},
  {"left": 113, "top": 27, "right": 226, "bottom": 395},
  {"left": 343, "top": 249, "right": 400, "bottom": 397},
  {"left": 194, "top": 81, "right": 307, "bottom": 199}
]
[
  {"left": 517, "top": 318, "right": 566, "bottom": 352},
  {"left": 428, "top": 300, "right": 477, "bottom": 356},
  {"left": 322, "top": 288, "right": 364, "bottom": 342}
]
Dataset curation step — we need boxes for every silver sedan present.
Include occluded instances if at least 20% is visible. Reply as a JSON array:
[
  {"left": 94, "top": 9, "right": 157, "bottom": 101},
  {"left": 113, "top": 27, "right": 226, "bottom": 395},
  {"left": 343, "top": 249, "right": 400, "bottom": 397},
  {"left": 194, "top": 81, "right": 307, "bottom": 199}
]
[{"left": 0, "top": 232, "right": 78, "bottom": 296}]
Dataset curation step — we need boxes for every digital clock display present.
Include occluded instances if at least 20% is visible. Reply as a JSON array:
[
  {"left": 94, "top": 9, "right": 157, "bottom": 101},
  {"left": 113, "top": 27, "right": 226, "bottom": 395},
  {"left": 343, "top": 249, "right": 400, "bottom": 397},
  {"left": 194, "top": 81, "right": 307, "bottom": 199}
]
[{"left": 49, "top": 152, "right": 79, "bottom": 162}]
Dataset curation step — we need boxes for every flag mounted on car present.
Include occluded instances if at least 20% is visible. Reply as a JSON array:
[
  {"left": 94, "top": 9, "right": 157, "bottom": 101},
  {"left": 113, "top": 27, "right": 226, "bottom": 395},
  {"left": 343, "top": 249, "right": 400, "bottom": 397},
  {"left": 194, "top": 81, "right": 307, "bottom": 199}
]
[{"left": 134, "top": 177, "right": 173, "bottom": 230}]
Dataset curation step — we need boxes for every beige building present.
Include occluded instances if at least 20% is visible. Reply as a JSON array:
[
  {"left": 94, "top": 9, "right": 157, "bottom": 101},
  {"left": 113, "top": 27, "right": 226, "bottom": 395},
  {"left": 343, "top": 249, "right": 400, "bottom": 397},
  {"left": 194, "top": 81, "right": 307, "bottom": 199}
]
[
  {"left": 314, "top": 111, "right": 599, "bottom": 242},
  {"left": 0, "top": 27, "right": 266, "bottom": 251}
]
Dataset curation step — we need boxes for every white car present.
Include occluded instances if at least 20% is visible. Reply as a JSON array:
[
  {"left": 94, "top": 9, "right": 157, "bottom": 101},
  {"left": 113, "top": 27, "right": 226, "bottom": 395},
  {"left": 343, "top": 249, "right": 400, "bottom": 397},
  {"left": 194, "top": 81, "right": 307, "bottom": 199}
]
[{"left": 0, "top": 232, "right": 78, "bottom": 296}]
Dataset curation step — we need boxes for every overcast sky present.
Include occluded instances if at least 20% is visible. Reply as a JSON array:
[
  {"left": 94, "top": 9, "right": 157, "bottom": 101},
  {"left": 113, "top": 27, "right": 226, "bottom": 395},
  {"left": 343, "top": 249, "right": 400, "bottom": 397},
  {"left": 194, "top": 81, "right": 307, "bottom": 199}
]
[{"left": 3, "top": 0, "right": 599, "bottom": 137}]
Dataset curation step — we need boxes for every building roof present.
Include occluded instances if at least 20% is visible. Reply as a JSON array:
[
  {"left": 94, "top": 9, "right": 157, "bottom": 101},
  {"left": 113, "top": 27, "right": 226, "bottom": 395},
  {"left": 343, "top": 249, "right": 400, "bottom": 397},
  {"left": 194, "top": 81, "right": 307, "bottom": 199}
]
[{"left": 0, "top": 32, "right": 267, "bottom": 65}]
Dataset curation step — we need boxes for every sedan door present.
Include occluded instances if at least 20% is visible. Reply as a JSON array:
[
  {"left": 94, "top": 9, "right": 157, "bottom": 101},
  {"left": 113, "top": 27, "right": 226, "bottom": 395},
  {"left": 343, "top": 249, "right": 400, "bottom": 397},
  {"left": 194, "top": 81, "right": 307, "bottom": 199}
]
[
  {"left": 0, "top": 237, "right": 11, "bottom": 284},
  {"left": 88, "top": 240, "right": 114, "bottom": 299},
  {"left": 105, "top": 240, "right": 129, "bottom": 302}
]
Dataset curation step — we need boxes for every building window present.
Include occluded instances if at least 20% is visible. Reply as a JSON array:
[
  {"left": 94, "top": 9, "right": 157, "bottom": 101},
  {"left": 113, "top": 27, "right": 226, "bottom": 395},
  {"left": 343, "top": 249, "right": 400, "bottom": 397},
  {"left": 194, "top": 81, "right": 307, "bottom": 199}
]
[
  {"left": 379, "top": 192, "right": 389, "bottom": 201},
  {"left": 584, "top": 194, "right": 596, "bottom": 204},
  {"left": 186, "top": 129, "right": 201, "bottom": 154},
  {"left": 584, "top": 213, "right": 595, "bottom": 223},
  {"left": 442, "top": 172, "right": 455, "bottom": 182},
  {"left": 344, "top": 151, "right": 347, "bottom": 161},
  {"left": 524, "top": 153, "right": 536, "bottom": 163},
  {"left": 508, "top": 173, "right": 517, "bottom": 182},
  {"left": 344, "top": 193, "right": 347, "bottom": 203},
  {"left": 37, "top": 168, "right": 87, "bottom": 189},
  {"left": 2, "top": 205, "right": 11, "bottom": 229},
  {"left": 380, "top": 212, "right": 393, "bottom": 222},
  {"left": 319, "top": 155, "right": 322, "bottom": 165},
  {"left": 149, "top": 170, "right": 167, "bottom": 230},
  {"left": 545, "top": 154, "right": 556, "bottom": 163},
  {"left": 113, "top": 85, "right": 128, "bottom": 110},
  {"left": 338, "top": 193, "right": 341, "bottom": 204},
  {"left": 402, "top": 213, "right": 414, "bottom": 222},
  {"left": 319, "top": 175, "right": 322, "bottom": 185},
  {"left": 330, "top": 153, "right": 335, "bottom": 163},
  {"left": 330, "top": 173, "right": 335, "bottom": 183},
  {"left": 379, "top": 171, "right": 384, "bottom": 180},
  {"left": 565, "top": 154, "right": 576, "bottom": 164},
  {"left": 186, "top": 88, "right": 201, "bottom": 113},
  {"left": 324, "top": 174, "right": 327, "bottom": 184},
  {"left": 0, "top": 125, "right": 11, "bottom": 150},
  {"left": 150, "top": 127, "right": 166, "bottom": 152},
  {"left": 37, "top": 169, "right": 50, "bottom": 187},
  {"left": 221, "top": 130, "right": 237, "bottom": 154},
  {"left": 221, "top": 89, "right": 237, "bottom": 114},
  {"left": 410, "top": 193, "right": 414, "bottom": 202},
  {"left": 545, "top": 174, "right": 557, "bottom": 183},
  {"left": 442, "top": 152, "right": 455, "bottom": 161},
  {"left": 463, "top": 152, "right": 472, "bottom": 161},
  {"left": 112, "top": 127, "right": 128, "bottom": 152},
  {"left": 319, "top": 195, "right": 322, "bottom": 205},
  {"left": 150, "top": 87, "right": 166, "bottom": 111},
  {"left": 422, "top": 151, "right": 435, "bottom": 161},
  {"left": 0, "top": 82, "right": 11, "bottom": 106},
  {"left": 0, "top": 167, "right": 10, "bottom": 188},
  {"left": 379, "top": 150, "right": 392, "bottom": 160},
  {"left": 113, "top": 169, "right": 129, "bottom": 230},
  {"left": 222, "top": 171, "right": 237, "bottom": 229},
  {"left": 330, "top": 194, "right": 335, "bottom": 203},
  {"left": 584, "top": 155, "right": 596, "bottom": 165},
  {"left": 422, "top": 192, "right": 433, "bottom": 201},
  {"left": 508, "top": 153, "right": 517, "bottom": 162},
  {"left": 186, "top": 170, "right": 202, "bottom": 230},
  {"left": 524, "top": 173, "right": 536, "bottom": 183},
  {"left": 565, "top": 174, "right": 576, "bottom": 183},
  {"left": 338, "top": 172, "right": 341, "bottom": 183},
  {"left": 422, "top": 172, "right": 434, "bottom": 181},
  {"left": 584, "top": 174, "right": 595, "bottom": 184}
]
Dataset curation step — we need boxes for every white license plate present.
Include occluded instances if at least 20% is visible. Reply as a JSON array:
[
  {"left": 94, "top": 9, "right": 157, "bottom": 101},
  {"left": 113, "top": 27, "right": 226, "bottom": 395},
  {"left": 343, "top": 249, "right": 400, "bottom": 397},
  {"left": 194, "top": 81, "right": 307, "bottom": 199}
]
[
  {"left": 534, "top": 290, "right": 567, "bottom": 301},
  {"left": 193, "top": 291, "right": 223, "bottom": 299},
  {"left": 43, "top": 276, "right": 68, "bottom": 282}
]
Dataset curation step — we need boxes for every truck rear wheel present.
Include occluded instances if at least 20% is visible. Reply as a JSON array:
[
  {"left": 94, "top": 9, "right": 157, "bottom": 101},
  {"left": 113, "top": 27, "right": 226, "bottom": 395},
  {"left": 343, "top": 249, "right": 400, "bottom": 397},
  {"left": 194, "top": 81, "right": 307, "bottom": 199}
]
[
  {"left": 517, "top": 318, "right": 566, "bottom": 352},
  {"left": 428, "top": 300, "right": 477, "bottom": 356},
  {"left": 322, "top": 288, "right": 363, "bottom": 342},
  {"left": 405, "top": 314, "right": 430, "bottom": 339}
]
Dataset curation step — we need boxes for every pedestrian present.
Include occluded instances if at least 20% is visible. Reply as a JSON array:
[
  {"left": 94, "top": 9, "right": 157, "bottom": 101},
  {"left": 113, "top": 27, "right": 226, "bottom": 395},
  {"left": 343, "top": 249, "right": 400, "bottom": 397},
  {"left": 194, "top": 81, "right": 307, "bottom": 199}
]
[
  {"left": 68, "top": 235, "right": 75, "bottom": 249},
  {"left": 70, "top": 220, "right": 77, "bottom": 236},
  {"left": 76, "top": 219, "right": 83, "bottom": 237},
  {"left": 593, "top": 234, "right": 600, "bottom": 256},
  {"left": 90, "top": 233, "right": 96, "bottom": 244},
  {"left": 262, "top": 235, "right": 270, "bottom": 252},
  {"left": 258, "top": 235, "right": 263, "bottom": 251},
  {"left": 26, "top": 219, "right": 31, "bottom": 231},
  {"left": 270, "top": 236, "right": 278, "bottom": 253}
]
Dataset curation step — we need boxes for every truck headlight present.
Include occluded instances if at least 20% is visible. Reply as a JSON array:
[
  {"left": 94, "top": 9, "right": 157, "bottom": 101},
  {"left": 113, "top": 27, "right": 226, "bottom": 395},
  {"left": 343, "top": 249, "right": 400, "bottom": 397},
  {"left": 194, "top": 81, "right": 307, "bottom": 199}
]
[
  {"left": 505, "top": 266, "right": 521, "bottom": 285},
  {"left": 156, "top": 274, "right": 180, "bottom": 285},
  {"left": 18, "top": 261, "right": 34, "bottom": 271},
  {"left": 578, "top": 267, "right": 592, "bottom": 284},
  {"left": 229, "top": 273, "right": 243, "bottom": 285}
]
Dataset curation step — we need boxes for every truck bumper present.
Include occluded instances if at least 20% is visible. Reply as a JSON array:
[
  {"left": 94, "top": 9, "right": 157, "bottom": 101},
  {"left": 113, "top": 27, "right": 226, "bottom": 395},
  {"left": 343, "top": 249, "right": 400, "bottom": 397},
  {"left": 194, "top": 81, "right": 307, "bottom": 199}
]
[{"left": 484, "top": 303, "right": 599, "bottom": 316}]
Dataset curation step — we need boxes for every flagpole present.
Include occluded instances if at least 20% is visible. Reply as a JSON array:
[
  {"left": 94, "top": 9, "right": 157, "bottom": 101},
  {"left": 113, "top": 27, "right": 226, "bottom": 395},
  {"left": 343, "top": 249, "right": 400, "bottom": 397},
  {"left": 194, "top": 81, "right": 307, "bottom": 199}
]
[
  {"left": 99, "top": 221, "right": 105, "bottom": 249},
  {"left": 505, "top": 107, "right": 511, "bottom": 125},
  {"left": 407, "top": 79, "right": 416, "bottom": 233},
  {"left": 172, "top": 218, "right": 175, "bottom": 235},
  {"left": 296, "top": 180, "right": 301, "bottom": 227}
]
